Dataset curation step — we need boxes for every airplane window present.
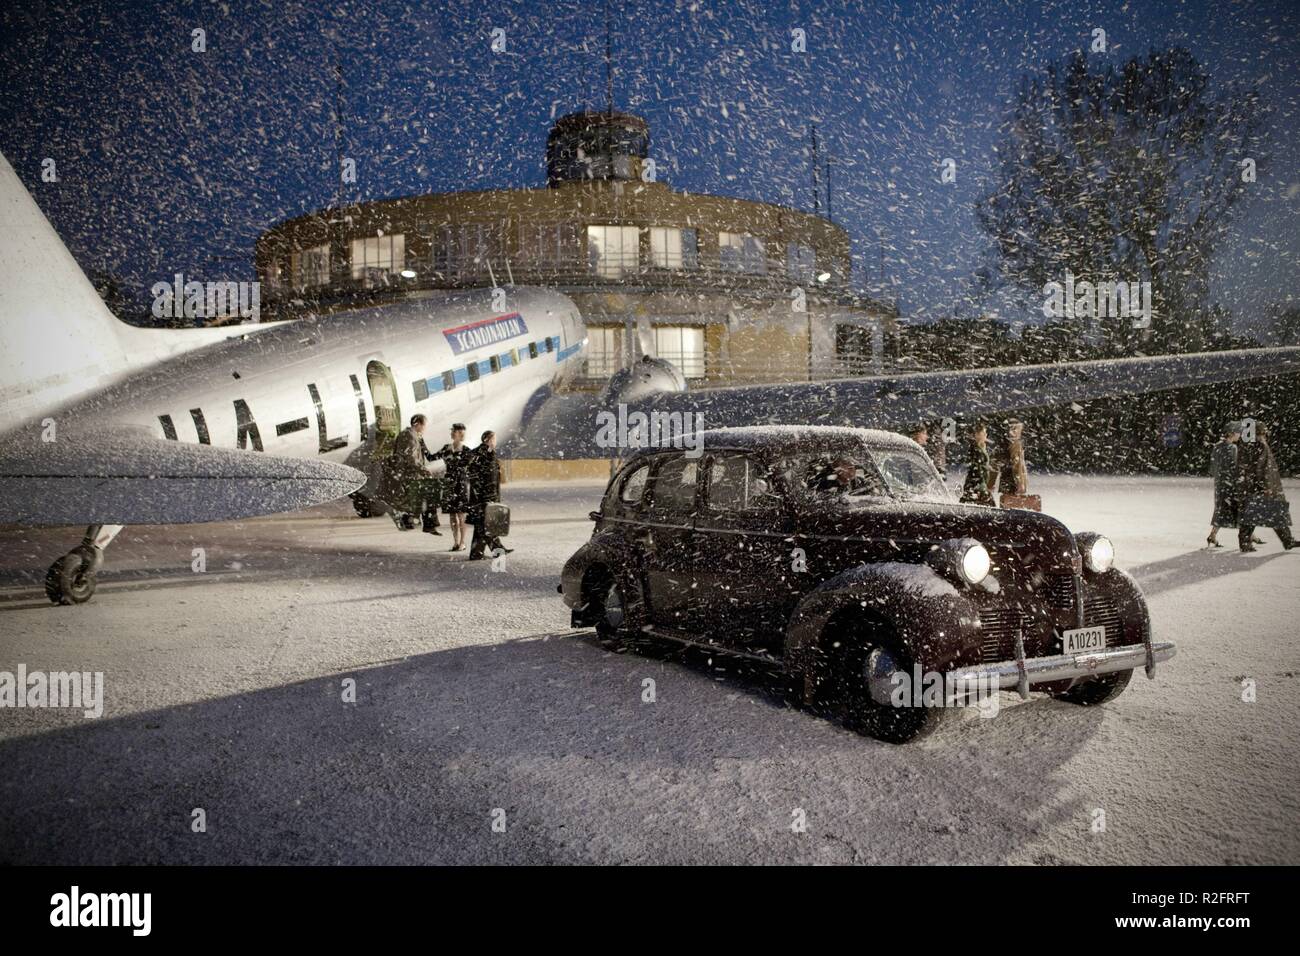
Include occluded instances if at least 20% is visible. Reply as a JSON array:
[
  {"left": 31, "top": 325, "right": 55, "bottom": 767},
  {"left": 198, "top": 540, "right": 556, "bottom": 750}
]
[
  {"left": 489, "top": 356, "right": 500, "bottom": 373},
  {"left": 467, "top": 363, "right": 480, "bottom": 383},
  {"left": 529, "top": 342, "right": 539, "bottom": 359},
  {"left": 442, "top": 371, "right": 455, "bottom": 391},
  {"left": 545, "top": 338, "right": 554, "bottom": 353},
  {"left": 412, "top": 379, "right": 429, "bottom": 401},
  {"left": 158, "top": 414, "right": 177, "bottom": 441}
]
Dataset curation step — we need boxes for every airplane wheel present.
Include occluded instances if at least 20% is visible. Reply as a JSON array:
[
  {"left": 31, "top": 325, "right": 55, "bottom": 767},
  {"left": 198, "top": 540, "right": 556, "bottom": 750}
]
[{"left": 44, "top": 550, "right": 97, "bottom": 605}]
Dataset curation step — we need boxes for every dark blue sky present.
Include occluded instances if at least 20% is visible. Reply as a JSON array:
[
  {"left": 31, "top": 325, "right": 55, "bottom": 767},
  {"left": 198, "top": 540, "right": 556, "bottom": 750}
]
[{"left": 2, "top": 0, "right": 1296, "bottom": 328}]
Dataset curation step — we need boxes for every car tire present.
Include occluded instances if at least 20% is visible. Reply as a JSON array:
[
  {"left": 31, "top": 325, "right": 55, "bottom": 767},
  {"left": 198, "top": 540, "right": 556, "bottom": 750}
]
[
  {"left": 592, "top": 571, "right": 645, "bottom": 643},
  {"left": 1050, "top": 668, "right": 1132, "bottom": 706},
  {"left": 822, "top": 629, "right": 948, "bottom": 744}
]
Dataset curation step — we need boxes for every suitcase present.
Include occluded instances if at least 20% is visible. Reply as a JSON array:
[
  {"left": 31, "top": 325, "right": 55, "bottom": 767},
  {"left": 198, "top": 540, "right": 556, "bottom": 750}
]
[
  {"left": 1000, "top": 493, "right": 1042, "bottom": 511},
  {"left": 482, "top": 502, "right": 511, "bottom": 537}
]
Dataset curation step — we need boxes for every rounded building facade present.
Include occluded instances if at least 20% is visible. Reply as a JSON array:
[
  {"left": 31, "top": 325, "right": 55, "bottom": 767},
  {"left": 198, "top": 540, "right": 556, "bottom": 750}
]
[{"left": 255, "top": 111, "right": 896, "bottom": 390}]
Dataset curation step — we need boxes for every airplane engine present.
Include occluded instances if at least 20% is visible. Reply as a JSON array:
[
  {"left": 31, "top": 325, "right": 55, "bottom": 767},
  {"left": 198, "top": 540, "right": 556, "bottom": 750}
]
[{"left": 599, "top": 355, "right": 688, "bottom": 405}]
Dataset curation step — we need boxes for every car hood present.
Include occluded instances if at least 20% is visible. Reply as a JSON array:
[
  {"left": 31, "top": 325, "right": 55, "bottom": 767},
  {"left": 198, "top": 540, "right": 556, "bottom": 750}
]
[{"left": 796, "top": 499, "right": 1082, "bottom": 570}]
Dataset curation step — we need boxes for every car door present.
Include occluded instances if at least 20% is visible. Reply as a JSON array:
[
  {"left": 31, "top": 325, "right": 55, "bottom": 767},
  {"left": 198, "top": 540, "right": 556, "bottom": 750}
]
[
  {"left": 638, "top": 452, "right": 701, "bottom": 630},
  {"left": 694, "top": 452, "right": 797, "bottom": 653}
]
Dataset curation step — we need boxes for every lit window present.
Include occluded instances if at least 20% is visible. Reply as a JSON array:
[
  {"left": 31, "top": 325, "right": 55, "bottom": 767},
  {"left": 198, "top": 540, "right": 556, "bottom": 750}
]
[
  {"left": 786, "top": 243, "right": 816, "bottom": 282},
  {"left": 291, "top": 244, "right": 330, "bottom": 288},
  {"left": 584, "top": 326, "right": 624, "bottom": 377},
  {"left": 654, "top": 325, "right": 706, "bottom": 378},
  {"left": 587, "top": 225, "right": 640, "bottom": 278},
  {"left": 650, "top": 228, "right": 698, "bottom": 269},
  {"left": 350, "top": 234, "right": 405, "bottom": 283},
  {"left": 719, "top": 232, "right": 766, "bottom": 274}
]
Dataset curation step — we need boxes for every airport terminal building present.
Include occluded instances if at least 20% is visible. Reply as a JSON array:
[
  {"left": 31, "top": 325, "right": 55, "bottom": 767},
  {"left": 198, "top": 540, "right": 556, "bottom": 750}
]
[{"left": 254, "top": 110, "right": 897, "bottom": 391}]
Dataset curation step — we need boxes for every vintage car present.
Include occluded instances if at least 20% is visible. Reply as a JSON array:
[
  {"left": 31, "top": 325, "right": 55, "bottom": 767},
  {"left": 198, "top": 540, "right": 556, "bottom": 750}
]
[{"left": 559, "top": 426, "right": 1174, "bottom": 743}]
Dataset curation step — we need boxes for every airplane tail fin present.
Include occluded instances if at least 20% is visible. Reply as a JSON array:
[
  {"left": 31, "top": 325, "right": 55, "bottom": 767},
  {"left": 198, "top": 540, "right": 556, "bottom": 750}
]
[{"left": 0, "top": 151, "right": 140, "bottom": 422}]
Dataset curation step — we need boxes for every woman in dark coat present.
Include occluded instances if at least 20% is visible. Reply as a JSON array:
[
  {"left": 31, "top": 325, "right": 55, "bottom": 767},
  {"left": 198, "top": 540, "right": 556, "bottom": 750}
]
[
  {"left": 1236, "top": 424, "right": 1295, "bottom": 553},
  {"left": 467, "top": 430, "right": 512, "bottom": 560},
  {"left": 1207, "top": 423, "right": 1241, "bottom": 548},
  {"left": 431, "top": 423, "right": 473, "bottom": 552},
  {"left": 960, "top": 421, "right": 995, "bottom": 506}
]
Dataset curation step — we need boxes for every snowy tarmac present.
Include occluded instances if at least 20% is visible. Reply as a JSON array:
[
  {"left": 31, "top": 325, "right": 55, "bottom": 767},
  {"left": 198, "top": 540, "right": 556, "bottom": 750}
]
[{"left": 0, "top": 474, "right": 1297, "bottom": 865}]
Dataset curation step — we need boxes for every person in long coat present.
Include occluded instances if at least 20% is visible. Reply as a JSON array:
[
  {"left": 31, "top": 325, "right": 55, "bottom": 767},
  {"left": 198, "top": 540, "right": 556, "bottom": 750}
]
[
  {"left": 960, "top": 421, "right": 995, "bottom": 506},
  {"left": 1206, "top": 423, "right": 1241, "bottom": 548},
  {"left": 430, "top": 423, "right": 472, "bottom": 552},
  {"left": 467, "top": 430, "right": 512, "bottom": 560},
  {"left": 379, "top": 413, "right": 442, "bottom": 534},
  {"left": 1237, "top": 423, "right": 1295, "bottom": 553}
]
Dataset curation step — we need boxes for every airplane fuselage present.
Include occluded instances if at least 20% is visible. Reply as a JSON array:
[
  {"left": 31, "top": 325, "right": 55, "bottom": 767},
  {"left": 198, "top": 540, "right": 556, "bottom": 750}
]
[{"left": 46, "top": 288, "right": 587, "bottom": 470}]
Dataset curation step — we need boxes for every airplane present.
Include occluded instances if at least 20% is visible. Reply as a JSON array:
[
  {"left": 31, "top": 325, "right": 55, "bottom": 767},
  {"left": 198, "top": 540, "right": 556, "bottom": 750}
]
[{"left": 4, "top": 147, "right": 1300, "bottom": 605}]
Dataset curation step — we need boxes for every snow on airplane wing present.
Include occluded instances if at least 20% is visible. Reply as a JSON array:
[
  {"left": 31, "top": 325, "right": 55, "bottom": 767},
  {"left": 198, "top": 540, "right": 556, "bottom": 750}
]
[
  {"left": 507, "top": 345, "right": 1300, "bottom": 458},
  {"left": 0, "top": 428, "right": 365, "bottom": 525}
]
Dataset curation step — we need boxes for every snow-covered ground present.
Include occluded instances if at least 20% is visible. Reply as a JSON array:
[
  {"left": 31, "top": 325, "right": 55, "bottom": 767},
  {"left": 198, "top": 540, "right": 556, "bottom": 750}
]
[{"left": 0, "top": 473, "right": 1296, "bottom": 864}]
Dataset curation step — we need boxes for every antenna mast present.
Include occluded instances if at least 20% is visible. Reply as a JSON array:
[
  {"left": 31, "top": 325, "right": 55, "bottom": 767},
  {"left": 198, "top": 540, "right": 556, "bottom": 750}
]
[
  {"left": 810, "top": 125, "right": 821, "bottom": 215},
  {"left": 604, "top": 0, "right": 614, "bottom": 117}
]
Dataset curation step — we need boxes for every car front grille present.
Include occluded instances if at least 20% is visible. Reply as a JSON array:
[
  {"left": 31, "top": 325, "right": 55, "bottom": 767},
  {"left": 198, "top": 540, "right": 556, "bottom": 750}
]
[
  {"left": 1046, "top": 572, "right": 1077, "bottom": 612},
  {"left": 979, "top": 591, "right": 1128, "bottom": 663},
  {"left": 1083, "top": 593, "right": 1125, "bottom": 644},
  {"left": 978, "top": 606, "right": 1025, "bottom": 663}
]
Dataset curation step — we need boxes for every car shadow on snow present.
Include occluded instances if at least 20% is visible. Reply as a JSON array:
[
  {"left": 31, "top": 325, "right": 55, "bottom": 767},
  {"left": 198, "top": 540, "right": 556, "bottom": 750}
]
[{"left": 0, "top": 628, "right": 1108, "bottom": 865}]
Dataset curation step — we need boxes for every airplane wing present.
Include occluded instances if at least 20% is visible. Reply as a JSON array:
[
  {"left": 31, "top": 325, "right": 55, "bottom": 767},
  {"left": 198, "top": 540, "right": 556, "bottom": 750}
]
[
  {"left": 506, "top": 346, "right": 1300, "bottom": 458},
  {"left": 0, "top": 428, "right": 364, "bottom": 525}
]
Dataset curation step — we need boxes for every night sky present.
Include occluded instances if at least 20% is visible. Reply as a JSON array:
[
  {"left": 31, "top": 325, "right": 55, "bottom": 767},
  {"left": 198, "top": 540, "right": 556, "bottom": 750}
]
[{"left": 1, "top": 0, "right": 1296, "bottom": 328}]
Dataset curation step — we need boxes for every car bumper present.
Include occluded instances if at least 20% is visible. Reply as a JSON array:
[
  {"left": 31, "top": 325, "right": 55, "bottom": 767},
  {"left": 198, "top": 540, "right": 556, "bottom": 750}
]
[
  {"left": 944, "top": 641, "right": 1176, "bottom": 702},
  {"left": 869, "top": 640, "right": 1176, "bottom": 706}
]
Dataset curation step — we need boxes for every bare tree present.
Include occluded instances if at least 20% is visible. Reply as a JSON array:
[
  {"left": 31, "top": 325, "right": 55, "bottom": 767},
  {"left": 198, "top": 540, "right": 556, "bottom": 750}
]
[{"left": 977, "top": 48, "right": 1267, "bottom": 354}]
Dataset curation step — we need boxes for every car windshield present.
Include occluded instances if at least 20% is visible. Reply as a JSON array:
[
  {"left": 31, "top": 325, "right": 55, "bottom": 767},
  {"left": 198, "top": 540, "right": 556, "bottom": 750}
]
[{"left": 781, "top": 445, "right": 951, "bottom": 505}]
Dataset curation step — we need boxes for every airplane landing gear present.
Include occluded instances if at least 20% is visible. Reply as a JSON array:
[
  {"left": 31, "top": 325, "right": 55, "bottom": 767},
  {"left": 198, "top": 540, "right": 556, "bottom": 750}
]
[
  {"left": 350, "top": 492, "right": 378, "bottom": 518},
  {"left": 44, "top": 524, "right": 122, "bottom": 606}
]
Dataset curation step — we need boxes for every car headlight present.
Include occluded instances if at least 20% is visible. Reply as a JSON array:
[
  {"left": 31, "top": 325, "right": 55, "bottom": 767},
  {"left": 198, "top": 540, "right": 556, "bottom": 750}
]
[
  {"left": 1076, "top": 533, "right": 1115, "bottom": 573},
  {"left": 959, "top": 541, "right": 992, "bottom": 584},
  {"left": 930, "top": 538, "right": 991, "bottom": 586}
]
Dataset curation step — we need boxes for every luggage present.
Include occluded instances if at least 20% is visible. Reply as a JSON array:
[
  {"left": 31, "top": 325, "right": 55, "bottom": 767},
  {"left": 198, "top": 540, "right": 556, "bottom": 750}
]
[
  {"left": 482, "top": 502, "right": 511, "bottom": 537},
  {"left": 1000, "top": 493, "right": 1042, "bottom": 511}
]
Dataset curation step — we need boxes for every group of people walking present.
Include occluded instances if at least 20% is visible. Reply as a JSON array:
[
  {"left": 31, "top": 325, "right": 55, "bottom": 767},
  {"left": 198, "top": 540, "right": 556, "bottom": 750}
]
[
  {"left": 955, "top": 419, "right": 1030, "bottom": 508},
  {"left": 1207, "top": 422, "right": 1295, "bottom": 553},
  {"left": 380, "top": 415, "right": 512, "bottom": 560}
]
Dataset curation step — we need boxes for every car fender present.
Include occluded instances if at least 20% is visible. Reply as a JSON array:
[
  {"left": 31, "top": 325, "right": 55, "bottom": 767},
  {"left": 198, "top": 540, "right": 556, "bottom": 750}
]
[
  {"left": 784, "top": 561, "right": 983, "bottom": 703},
  {"left": 560, "top": 531, "right": 625, "bottom": 615}
]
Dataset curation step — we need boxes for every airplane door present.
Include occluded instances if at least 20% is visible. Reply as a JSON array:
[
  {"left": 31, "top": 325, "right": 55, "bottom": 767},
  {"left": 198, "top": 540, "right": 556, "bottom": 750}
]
[{"left": 366, "top": 360, "right": 401, "bottom": 456}]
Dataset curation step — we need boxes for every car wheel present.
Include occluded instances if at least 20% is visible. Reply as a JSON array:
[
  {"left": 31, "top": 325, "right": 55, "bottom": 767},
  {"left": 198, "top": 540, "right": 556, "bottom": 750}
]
[
  {"left": 593, "top": 573, "right": 644, "bottom": 642},
  {"left": 823, "top": 631, "right": 947, "bottom": 744},
  {"left": 1050, "top": 668, "right": 1132, "bottom": 706}
]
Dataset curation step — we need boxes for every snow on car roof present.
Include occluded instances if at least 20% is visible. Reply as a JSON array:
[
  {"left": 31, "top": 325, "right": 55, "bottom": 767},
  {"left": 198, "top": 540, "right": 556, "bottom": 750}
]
[{"left": 694, "top": 424, "right": 922, "bottom": 453}]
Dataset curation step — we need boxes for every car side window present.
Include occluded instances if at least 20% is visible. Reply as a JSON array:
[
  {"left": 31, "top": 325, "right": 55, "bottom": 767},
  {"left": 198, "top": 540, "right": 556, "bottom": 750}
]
[
  {"left": 706, "top": 454, "right": 782, "bottom": 513},
  {"left": 619, "top": 463, "right": 650, "bottom": 506},
  {"left": 647, "top": 455, "right": 699, "bottom": 515}
]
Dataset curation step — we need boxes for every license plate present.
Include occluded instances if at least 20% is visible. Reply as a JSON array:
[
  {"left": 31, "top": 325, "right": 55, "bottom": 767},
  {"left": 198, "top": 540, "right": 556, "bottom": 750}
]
[{"left": 1063, "top": 625, "right": 1106, "bottom": 654}]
